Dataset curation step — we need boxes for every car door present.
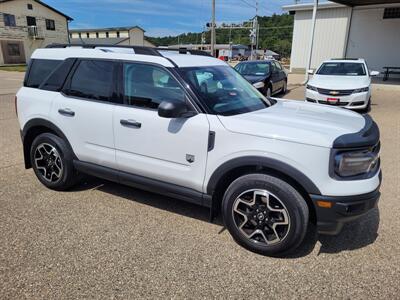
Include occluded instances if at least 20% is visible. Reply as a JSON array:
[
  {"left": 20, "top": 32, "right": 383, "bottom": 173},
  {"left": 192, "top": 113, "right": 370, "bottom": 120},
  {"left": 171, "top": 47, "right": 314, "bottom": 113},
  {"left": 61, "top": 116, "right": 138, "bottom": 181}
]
[
  {"left": 113, "top": 62, "right": 210, "bottom": 192},
  {"left": 274, "top": 61, "right": 287, "bottom": 89},
  {"left": 269, "top": 62, "right": 282, "bottom": 93},
  {"left": 50, "top": 59, "right": 119, "bottom": 169}
]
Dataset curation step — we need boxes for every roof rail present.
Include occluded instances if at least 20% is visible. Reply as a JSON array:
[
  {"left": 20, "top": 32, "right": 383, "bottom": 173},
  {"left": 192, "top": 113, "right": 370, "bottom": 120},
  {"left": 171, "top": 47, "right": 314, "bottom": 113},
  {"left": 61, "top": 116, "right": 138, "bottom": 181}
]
[
  {"left": 45, "top": 44, "right": 212, "bottom": 57},
  {"left": 45, "top": 43, "right": 162, "bottom": 56},
  {"left": 330, "top": 58, "right": 360, "bottom": 61},
  {"left": 156, "top": 47, "right": 211, "bottom": 57}
]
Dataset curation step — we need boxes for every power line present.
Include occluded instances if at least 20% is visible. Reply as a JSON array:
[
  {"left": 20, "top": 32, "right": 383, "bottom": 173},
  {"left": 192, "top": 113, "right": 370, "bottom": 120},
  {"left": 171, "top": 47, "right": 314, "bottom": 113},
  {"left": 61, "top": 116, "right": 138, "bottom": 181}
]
[{"left": 238, "top": 0, "right": 257, "bottom": 9}]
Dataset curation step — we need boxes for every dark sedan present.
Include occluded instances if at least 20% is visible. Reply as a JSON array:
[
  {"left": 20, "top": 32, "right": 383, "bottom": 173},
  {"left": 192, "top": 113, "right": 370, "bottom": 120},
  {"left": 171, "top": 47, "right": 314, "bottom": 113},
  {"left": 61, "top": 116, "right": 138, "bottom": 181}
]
[{"left": 234, "top": 60, "right": 287, "bottom": 97}]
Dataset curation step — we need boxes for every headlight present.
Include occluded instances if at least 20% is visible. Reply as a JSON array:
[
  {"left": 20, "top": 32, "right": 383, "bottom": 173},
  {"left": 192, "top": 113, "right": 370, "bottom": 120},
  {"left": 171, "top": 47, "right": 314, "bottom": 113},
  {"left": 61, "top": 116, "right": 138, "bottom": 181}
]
[
  {"left": 253, "top": 81, "right": 265, "bottom": 89},
  {"left": 334, "top": 146, "right": 380, "bottom": 178},
  {"left": 306, "top": 84, "right": 318, "bottom": 91},
  {"left": 353, "top": 87, "right": 369, "bottom": 93}
]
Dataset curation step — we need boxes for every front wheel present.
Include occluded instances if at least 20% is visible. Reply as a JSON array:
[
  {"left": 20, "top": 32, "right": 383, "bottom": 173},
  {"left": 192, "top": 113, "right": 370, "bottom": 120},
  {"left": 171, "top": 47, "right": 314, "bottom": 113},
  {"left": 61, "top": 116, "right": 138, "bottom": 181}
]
[{"left": 222, "top": 174, "right": 309, "bottom": 256}]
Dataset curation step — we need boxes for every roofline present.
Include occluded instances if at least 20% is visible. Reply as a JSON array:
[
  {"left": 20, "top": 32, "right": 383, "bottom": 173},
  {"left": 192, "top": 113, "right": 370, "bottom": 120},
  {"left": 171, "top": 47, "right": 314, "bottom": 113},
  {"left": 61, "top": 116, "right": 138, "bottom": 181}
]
[
  {"left": 0, "top": 0, "right": 74, "bottom": 20},
  {"left": 69, "top": 26, "right": 145, "bottom": 33},
  {"left": 282, "top": 1, "right": 346, "bottom": 12}
]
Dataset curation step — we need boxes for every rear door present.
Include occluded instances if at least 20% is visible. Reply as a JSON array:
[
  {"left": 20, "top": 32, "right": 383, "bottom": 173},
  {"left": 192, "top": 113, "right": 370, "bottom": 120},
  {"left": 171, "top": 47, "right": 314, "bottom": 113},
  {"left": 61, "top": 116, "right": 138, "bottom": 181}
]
[
  {"left": 113, "top": 62, "right": 210, "bottom": 192},
  {"left": 49, "top": 59, "right": 119, "bottom": 169},
  {"left": 269, "top": 62, "right": 282, "bottom": 93}
]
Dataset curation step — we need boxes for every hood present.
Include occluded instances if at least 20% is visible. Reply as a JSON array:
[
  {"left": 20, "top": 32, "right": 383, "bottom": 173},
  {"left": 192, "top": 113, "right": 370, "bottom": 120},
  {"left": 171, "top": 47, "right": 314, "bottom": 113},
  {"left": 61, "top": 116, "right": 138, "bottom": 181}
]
[
  {"left": 217, "top": 99, "right": 365, "bottom": 148},
  {"left": 309, "top": 75, "right": 370, "bottom": 89},
  {"left": 243, "top": 74, "right": 267, "bottom": 84}
]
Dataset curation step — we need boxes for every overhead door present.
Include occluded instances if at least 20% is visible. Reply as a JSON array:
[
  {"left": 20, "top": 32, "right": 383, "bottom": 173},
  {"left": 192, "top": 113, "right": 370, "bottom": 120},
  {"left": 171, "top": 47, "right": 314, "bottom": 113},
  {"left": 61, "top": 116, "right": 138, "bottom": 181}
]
[{"left": 1, "top": 40, "right": 26, "bottom": 64}]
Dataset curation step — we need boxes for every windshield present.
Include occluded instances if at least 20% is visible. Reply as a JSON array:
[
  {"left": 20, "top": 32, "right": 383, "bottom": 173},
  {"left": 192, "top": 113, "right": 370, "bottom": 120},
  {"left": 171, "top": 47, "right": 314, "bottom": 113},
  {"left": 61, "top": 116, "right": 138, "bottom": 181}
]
[
  {"left": 316, "top": 62, "right": 366, "bottom": 76},
  {"left": 180, "top": 66, "right": 271, "bottom": 116},
  {"left": 235, "top": 62, "right": 271, "bottom": 76}
]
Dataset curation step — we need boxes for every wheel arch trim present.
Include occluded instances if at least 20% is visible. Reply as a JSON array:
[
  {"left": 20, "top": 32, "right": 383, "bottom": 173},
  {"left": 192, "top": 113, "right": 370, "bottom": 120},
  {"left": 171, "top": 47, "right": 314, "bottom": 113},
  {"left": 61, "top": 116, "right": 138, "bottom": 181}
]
[{"left": 206, "top": 156, "right": 321, "bottom": 196}]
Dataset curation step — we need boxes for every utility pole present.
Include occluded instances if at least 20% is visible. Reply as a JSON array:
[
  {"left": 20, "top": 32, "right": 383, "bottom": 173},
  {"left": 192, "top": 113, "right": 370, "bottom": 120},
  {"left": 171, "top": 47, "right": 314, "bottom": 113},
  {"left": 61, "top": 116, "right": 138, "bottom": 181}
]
[
  {"left": 255, "top": 0, "right": 259, "bottom": 55},
  {"left": 211, "top": 0, "right": 216, "bottom": 57}
]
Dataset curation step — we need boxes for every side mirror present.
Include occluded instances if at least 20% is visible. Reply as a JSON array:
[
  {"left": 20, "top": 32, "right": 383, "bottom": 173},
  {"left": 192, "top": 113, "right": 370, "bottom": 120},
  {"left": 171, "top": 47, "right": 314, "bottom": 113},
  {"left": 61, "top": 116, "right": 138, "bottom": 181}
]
[
  {"left": 370, "top": 71, "right": 379, "bottom": 77},
  {"left": 307, "top": 69, "right": 314, "bottom": 75},
  {"left": 158, "top": 99, "right": 195, "bottom": 118}
]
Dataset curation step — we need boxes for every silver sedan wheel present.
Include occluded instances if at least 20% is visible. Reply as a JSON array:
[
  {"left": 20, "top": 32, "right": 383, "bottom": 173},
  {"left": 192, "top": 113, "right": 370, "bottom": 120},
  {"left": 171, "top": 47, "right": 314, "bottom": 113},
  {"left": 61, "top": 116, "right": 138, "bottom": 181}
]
[
  {"left": 34, "top": 143, "right": 63, "bottom": 183},
  {"left": 232, "top": 189, "right": 290, "bottom": 245}
]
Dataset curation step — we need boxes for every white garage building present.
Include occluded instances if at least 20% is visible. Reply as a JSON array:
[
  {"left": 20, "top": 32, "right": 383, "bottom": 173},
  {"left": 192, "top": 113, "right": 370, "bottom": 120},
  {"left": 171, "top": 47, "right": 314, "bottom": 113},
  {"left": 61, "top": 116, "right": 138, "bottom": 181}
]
[{"left": 283, "top": 1, "right": 400, "bottom": 76}]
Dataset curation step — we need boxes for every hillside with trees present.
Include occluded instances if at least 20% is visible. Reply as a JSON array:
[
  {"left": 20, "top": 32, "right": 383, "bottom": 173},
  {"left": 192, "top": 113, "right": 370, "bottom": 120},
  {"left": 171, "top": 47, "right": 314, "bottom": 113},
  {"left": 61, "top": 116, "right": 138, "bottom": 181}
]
[{"left": 146, "top": 13, "right": 294, "bottom": 58}]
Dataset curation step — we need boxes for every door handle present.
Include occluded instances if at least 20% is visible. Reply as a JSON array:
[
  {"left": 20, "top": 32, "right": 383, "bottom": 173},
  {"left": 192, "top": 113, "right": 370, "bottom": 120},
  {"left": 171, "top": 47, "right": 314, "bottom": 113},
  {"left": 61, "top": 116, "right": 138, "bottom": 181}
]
[
  {"left": 120, "top": 119, "right": 141, "bottom": 128},
  {"left": 58, "top": 108, "right": 75, "bottom": 117}
]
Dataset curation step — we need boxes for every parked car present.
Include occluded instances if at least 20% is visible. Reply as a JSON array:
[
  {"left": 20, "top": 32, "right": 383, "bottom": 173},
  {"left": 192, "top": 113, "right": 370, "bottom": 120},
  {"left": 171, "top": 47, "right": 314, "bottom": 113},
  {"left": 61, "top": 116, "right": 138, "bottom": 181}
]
[
  {"left": 234, "top": 60, "right": 288, "bottom": 97},
  {"left": 306, "top": 58, "right": 379, "bottom": 111},
  {"left": 16, "top": 45, "right": 381, "bottom": 256}
]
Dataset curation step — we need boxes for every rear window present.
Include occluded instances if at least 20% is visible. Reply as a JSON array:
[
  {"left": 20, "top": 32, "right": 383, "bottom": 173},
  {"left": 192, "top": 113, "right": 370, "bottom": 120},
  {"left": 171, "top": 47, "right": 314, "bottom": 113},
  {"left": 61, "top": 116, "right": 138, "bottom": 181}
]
[
  {"left": 66, "top": 60, "right": 115, "bottom": 101},
  {"left": 25, "top": 59, "right": 62, "bottom": 88}
]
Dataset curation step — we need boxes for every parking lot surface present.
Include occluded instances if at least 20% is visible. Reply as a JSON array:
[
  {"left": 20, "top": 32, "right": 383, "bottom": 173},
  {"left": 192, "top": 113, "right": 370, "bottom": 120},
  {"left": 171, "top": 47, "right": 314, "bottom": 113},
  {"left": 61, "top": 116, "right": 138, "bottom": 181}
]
[{"left": 0, "top": 71, "right": 399, "bottom": 298}]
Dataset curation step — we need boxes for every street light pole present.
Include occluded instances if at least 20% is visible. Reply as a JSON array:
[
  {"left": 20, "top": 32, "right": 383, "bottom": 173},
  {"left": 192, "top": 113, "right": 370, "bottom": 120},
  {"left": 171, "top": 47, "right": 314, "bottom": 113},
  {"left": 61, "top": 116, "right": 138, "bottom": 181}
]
[{"left": 211, "top": 0, "right": 216, "bottom": 57}]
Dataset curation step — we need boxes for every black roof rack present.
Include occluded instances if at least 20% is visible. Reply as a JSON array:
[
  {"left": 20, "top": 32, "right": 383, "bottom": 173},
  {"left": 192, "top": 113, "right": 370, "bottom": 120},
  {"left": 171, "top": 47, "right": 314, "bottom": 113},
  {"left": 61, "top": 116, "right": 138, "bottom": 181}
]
[
  {"left": 331, "top": 58, "right": 360, "bottom": 60},
  {"left": 45, "top": 44, "right": 211, "bottom": 57}
]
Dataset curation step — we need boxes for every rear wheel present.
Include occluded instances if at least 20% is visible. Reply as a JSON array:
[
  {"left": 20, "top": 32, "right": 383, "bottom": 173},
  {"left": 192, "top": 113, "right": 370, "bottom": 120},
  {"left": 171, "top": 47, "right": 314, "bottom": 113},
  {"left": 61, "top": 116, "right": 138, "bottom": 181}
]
[
  {"left": 222, "top": 174, "right": 309, "bottom": 256},
  {"left": 30, "top": 133, "right": 79, "bottom": 190},
  {"left": 280, "top": 80, "right": 288, "bottom": 95}
]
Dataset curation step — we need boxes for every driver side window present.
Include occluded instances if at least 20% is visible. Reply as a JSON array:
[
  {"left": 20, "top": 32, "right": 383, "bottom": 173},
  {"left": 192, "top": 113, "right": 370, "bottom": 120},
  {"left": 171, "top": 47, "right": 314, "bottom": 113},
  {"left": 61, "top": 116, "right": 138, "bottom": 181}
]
[{"left": 123, "top": 63, "right": 185, "bottom": 109}]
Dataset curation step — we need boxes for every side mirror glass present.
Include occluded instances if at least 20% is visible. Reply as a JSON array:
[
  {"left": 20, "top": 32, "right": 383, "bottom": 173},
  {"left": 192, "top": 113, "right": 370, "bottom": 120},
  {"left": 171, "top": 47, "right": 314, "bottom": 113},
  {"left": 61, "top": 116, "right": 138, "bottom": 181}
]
[
  {"left": 370, "top": 71, "right": 379, "bottom": 77},
  {"left": 158, "top": 100, "right": 196, "bottom": 118},
  {"left": 307, "top": 69, "right": 314, "bottom": 75}
]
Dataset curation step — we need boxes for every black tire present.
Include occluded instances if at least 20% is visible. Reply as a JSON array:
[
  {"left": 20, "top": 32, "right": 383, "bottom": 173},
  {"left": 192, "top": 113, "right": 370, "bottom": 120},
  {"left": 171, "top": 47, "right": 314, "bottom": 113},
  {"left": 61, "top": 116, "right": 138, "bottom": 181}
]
[
  {"left": 30, "top": 133, "right": 79, "bottom": 191},
  {"left": 280, "top": 80, "right": 288, "bottom": 95},
  {"left": 222, "top": 174, "right": 309, "bottom": 256}
]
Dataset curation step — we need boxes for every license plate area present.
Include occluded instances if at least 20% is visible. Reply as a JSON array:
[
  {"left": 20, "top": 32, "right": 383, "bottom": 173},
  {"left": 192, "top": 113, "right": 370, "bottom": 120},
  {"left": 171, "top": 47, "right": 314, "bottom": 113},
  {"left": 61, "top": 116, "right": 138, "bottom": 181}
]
[{"left": 327, "top": 97, "right": 340, "bottom": 105}]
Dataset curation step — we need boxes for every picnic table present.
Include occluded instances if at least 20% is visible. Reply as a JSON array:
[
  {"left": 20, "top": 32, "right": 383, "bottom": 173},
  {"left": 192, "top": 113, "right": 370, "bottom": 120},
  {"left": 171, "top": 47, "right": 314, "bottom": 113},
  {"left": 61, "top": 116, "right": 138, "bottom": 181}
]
[{"left": 383, "top": 66, "right": 400, "bottom": 81}]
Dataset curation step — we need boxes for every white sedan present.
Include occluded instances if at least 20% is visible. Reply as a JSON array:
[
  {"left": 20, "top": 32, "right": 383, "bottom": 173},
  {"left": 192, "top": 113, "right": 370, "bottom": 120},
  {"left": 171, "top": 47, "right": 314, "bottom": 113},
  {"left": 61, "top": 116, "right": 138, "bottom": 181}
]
[{"left": 305, "top": 58, "right": 379, "bottom": 111}]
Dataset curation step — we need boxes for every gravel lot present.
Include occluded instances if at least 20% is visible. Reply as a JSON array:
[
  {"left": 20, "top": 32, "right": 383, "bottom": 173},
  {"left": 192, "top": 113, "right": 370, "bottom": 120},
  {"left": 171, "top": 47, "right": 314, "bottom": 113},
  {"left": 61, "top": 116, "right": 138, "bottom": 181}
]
[{"left": 0, "top": 71, "right": 399, "bottom": 299}]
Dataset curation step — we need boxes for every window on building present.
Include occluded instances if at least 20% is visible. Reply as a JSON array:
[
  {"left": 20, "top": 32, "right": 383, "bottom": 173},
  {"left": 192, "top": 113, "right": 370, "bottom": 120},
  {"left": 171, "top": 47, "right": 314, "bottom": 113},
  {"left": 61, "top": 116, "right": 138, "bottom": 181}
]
[
  {"left": 3, "top": 13, "right": 16, "bottom": 27},
  {"left": 123, "top": 63, "right": 185, "bottom": 109},
  {"left": 25, "top": 59, "right": 62, "bottom": 88},
  {"left": 68, "top": 60, "right": 115, "bottom": 101},
  {"left": 96, "top": 32, "right": 99, "bottom": 38},
  {"left": 7, "top": 43, "right": 20, "bottom": 56},
  {"left": 86, "top": 32, "right": 89, "bottom": 38},
  {"left": 383, "top": 7, "right": 400, "bottom": 19},
  {"left": 105, "top": 32, "right": 109, "bottom": 38},
  {"left": 78, "top": 33, "right": 81, "bottom": 38},
  {"left": 117, "top": 31, "right": 120, "bottom": 38},
  {"left": 26, "top": 16, "right": 36, "bottom": 26},
  {"left": 45, "top": 19, "right": 55, "bottom": 31},
  {"left": 27, "top": 3, "right": 33, "bottom": 10}
]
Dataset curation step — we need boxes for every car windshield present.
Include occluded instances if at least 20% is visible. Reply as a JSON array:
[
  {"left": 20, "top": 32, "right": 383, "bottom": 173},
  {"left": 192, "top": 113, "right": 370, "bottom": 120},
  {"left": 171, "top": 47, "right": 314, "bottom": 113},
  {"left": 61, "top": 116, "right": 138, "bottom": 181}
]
[
  {"left": 180, "top": 65, "right": 271, "bottom": 116},
  {"left": 235, "top": 62, "right": 271, "bottom": 76},
  {"left": 316, "top": 62, "right": 366, "bottom": 76}
]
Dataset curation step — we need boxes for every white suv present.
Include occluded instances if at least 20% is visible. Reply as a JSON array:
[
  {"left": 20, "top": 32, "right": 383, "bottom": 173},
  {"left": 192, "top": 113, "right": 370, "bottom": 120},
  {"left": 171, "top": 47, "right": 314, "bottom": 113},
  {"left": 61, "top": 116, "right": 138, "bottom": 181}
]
[
  {"left": 16, "top": 45, "right": 382, "bottom": 256},
  {"left": 306, "top": 58, "right": 379, "bottom": 111}
]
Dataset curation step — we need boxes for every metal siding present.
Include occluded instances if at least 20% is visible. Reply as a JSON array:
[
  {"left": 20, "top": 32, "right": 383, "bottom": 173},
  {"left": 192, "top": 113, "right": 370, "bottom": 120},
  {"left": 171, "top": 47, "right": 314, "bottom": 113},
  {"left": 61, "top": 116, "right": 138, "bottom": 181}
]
[
  {"left": 347, "top": 6, "right": 400, "bottom": 72},
  {"left": 290, "top": 7, "right": 352, "bottom": 71}
]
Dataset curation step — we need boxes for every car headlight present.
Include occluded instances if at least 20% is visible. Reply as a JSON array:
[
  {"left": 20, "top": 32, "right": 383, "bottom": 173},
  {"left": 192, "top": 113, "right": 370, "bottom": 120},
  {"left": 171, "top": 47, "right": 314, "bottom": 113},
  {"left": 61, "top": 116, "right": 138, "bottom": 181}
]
[
  {"left": 353, "top": 87, "right": 369, "bottom": 93},
  {"left": 334, "top": 146, "right": 380, "bottom": 178},
  {"left": 253, "top": 81, "right": 265, "bottom": 89},
  {"left": 306, "top": 84, "right": 318, "bottom": 91}
]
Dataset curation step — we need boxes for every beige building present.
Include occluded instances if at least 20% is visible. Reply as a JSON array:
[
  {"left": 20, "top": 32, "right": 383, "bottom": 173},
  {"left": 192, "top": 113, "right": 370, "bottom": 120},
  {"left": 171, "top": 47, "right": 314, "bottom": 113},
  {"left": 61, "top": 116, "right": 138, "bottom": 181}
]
[
  {"left": 69, "top": 26, "right": 155, "bottom": 47},
  {"left": 0, "top": 0, "right": 72, "bottom": 65}
]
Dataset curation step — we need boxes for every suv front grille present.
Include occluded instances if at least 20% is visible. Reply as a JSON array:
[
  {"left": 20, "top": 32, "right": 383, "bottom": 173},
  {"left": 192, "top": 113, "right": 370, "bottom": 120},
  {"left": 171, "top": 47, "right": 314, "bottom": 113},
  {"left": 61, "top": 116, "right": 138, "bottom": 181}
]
[{"left": 317, "top": 88, "right": 354, "bottom": 96}]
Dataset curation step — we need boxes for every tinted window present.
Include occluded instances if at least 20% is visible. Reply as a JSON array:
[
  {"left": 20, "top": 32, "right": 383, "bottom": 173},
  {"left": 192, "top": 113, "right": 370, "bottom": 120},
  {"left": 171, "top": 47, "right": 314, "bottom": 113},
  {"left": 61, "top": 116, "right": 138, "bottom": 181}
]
[
  {"left": 26, "top": 16, "right": 36, "bottom": 26},
  {"left": 123, "top": 63, "right": 185, "bottom": 109},
  {"left": 40, "top": 58, "right": 75, "bottom": 92},
  {"left": 316, "top": 62, "right": 366, "bottom": 76},
  {"left": 45, "top": 19, "right": 55, "bottom": 30},
  {"left": 273, "top": 61, "right": 282, "bottom": 70},
  {"left": 235, "top": 62, "right": 271, "bottom": 76},
  {"left": 4, "top": 14, "right": 16, "bottom": 26},
  {"left": 181, "top": 65, "right": 270, "bottom": 116},
  {"left": 68, "top": 60, "right": 115, "bottom": 101},
  {"left": 25, "top": 59, "right": 62, "bottom": 88}
]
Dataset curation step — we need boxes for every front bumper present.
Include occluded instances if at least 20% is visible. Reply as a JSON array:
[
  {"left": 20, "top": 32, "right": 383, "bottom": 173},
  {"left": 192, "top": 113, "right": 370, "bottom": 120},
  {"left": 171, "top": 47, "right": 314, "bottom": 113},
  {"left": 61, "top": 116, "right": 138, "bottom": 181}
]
[
  {"left": 310, "top": 172, "right": 382, "bottom": 235},
  {"left": 305, "top": 89, "right": 369, "bottom": 109}
]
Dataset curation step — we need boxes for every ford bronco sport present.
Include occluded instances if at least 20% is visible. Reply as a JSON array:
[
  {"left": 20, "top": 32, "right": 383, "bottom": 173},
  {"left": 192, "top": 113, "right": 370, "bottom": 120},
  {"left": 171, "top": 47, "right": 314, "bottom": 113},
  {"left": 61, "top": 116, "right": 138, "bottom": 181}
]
[{"left": 16, "top": 44, "right": 381, "bottom": 256}]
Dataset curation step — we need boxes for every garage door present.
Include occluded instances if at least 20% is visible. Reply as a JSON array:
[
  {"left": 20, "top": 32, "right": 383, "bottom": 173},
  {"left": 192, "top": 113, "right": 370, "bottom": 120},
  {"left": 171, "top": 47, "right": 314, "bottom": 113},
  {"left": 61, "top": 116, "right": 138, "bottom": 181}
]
[{"left": 1, "top": 40, "right": 26, "bottom": 64}]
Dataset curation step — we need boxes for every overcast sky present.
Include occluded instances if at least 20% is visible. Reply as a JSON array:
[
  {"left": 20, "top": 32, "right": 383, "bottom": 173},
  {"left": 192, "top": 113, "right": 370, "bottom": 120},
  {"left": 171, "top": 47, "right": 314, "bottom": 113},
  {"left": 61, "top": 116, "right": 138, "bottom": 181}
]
[{"left": 45, "top": 0, "right": 310, "bottom": 37}]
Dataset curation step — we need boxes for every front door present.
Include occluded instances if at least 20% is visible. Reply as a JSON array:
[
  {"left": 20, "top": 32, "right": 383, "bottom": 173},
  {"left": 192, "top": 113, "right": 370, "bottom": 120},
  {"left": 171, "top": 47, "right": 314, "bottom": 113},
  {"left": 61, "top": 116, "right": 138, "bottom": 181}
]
[
  {"left": 113, "top": 62, "right": 210, "bottom": 192},
  {"left": 50, "top": 59, "right": 118, "bottom": 169}
]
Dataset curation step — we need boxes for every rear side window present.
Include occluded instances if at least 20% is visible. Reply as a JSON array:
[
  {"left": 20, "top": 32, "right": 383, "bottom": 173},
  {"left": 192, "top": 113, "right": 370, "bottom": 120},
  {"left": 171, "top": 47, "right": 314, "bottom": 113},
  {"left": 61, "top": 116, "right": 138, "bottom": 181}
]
[
  {"left": 25, "top": 59, "right": 62, "bottom": 88},
  {"left": 67, "top": 60, "right": 115, "bottom": 101},
  {"left": 39, "top": 58, "right": 76, "bottom": 92}
]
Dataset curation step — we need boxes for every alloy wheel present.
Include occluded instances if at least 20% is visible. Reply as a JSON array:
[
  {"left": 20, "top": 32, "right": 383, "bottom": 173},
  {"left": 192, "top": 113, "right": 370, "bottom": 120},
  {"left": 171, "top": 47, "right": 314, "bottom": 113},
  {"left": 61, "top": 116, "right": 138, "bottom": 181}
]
[
  {"left": 34, "top": 143, "right": 63, "bottom": 183},
  {"left": 232, "top": 189, "right": 290, "bottom": 245}
]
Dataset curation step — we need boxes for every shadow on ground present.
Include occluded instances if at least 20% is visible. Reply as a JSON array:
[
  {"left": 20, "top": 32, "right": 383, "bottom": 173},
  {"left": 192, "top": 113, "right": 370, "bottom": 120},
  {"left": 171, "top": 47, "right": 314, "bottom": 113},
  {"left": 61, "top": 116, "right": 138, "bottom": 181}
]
[{"left": 72, "top": 176, "right": 380, "bottom": 259}]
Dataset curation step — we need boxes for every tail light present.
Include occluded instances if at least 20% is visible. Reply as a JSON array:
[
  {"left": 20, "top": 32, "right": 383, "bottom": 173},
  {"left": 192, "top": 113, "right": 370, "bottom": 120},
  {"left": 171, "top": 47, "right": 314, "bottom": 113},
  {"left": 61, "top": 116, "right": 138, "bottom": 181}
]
[{"left": 15, "top": 95, "right": 18, "bottom": 116}]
